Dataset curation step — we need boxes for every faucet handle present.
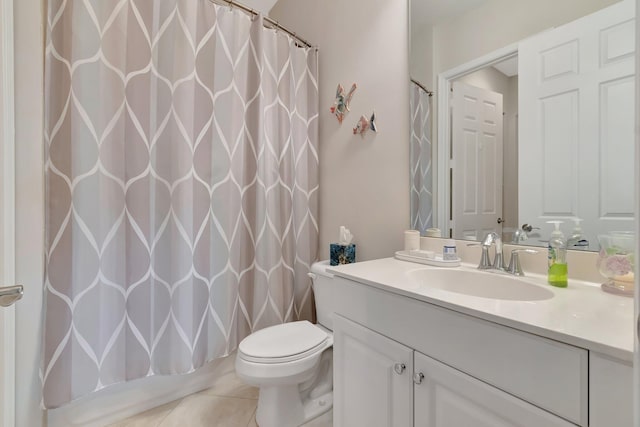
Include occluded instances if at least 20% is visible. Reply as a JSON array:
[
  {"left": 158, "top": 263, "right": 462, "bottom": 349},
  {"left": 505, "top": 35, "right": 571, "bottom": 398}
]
[
  {"left": 513, "top": 249, "right": 539, "bottom": 254},
  {"left": 475, "top": 245, "right": 492, "bottom": 270},
  {"left": 466, "top": 243, "right": 493, "bottom": 270},
  {"left": 507, "top": 249, "right": 539, "bottom": 276}
]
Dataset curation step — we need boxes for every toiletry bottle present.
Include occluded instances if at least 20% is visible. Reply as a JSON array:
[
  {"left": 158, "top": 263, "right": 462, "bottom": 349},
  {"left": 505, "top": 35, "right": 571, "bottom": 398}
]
[
  {"left": 567, "top": 218, "right": 589, "bottom": 250},
  {"left": 547, "top": 221, "right": 568, "bottom": 287},
  {"left": 443, "top": 239, "right": 457, "bottom": 261}
]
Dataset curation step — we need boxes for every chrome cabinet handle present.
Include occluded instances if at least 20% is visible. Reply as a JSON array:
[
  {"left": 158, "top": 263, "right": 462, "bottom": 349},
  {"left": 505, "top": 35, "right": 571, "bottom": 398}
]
[
  {"left": 0, "top": 285, "right": 23, "bottom": 307},
  {"left": 394, "top": 363, "right": 406, "bottom": 375},
  {"left": 413, "top": 372, "right": 425, "bottom": 385}
]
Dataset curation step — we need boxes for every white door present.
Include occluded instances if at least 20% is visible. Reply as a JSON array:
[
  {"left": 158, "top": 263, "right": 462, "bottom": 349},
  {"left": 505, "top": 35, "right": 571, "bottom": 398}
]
[
  {"left": 413, "top": 351, "right": 575, "bottom": 426},
  {"left": 333, "top": 314, "right": 413, "bottom": 427},
  {"left": 0, "top": 0, "right": 20, "bottom": 425},
  {"left": 452, "top": 81, "right": 504, "bottom": 241},
  {"left": 519, "top": 0, "right": 635, "bottom": 241}
]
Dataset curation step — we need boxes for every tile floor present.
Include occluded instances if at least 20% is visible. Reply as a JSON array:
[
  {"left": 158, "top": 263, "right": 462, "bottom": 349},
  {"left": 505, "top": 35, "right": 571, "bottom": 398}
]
[{"left": 109, "top": 353, "right": 333, "bottom": 427}]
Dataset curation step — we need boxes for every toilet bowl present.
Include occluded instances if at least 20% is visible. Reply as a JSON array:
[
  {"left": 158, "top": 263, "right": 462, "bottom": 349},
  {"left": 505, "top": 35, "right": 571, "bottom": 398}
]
[{"left": 235, "top": 261, "right": 335, "bottom": 427}]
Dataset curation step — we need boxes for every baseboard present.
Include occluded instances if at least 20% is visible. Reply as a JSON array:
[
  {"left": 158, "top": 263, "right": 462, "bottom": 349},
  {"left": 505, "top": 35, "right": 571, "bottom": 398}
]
[{"left": 47, "top": 356, "right": 229, "bottom": 427}]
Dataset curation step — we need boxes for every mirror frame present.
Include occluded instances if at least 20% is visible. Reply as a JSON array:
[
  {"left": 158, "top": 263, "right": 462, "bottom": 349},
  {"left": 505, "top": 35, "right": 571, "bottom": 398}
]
[{"left": 436, "top": 43, "right": 518, "bottom": 236}]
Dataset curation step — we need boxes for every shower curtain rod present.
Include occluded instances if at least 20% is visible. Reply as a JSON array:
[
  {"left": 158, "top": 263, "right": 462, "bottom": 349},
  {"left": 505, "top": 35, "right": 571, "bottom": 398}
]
[
  {"left": 208, "top": 0, "right": 316, "bottom": 49},
  {"left": 411, "top": 78, "right": 433, "bottom": 97}
]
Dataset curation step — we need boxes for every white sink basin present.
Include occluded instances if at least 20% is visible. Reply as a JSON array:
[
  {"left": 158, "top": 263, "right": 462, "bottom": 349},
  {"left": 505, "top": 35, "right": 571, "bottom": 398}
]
[{"left": 406, "top": 268, "right": 554, "bottom": 301}]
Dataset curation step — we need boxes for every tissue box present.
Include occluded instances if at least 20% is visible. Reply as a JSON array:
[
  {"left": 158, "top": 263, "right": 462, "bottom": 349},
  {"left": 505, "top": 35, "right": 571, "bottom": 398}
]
[{"left": 330, "top": 243, "right": 356, "bottom": 266}]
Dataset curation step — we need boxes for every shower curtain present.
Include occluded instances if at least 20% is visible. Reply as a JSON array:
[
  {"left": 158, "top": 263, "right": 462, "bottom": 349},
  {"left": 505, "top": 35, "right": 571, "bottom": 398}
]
[
  {"left": 42, "top": 0, "right": 318, "bottom": 408},
  {"left": 410, "top": 82, "right": 433, "bottom": 234}
]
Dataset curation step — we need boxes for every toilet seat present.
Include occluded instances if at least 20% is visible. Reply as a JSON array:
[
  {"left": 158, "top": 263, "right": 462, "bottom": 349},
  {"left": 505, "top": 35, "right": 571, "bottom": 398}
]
[{"left": 239, "top": 321, "right": 329, "bottom": 364}]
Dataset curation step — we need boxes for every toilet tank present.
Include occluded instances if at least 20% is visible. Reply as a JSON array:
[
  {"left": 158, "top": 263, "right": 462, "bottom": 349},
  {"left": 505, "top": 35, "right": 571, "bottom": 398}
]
[{"left": 309, "top": 261, "right": 335, "bottom": 331}]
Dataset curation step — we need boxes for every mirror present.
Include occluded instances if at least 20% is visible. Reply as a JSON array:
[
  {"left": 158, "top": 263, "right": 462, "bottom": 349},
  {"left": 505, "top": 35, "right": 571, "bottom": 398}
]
[{"left": 409, "top": 0, "right": 635, "bottom": 250}]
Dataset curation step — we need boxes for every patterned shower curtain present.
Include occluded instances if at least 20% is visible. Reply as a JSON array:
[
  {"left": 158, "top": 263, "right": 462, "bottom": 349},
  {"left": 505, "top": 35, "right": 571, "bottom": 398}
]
[
  {"left": 43, "top": 0, "right": 318, "bottom": 408},
  {"left": 410, "top": 82, "right": 433, "bottom": 234}
]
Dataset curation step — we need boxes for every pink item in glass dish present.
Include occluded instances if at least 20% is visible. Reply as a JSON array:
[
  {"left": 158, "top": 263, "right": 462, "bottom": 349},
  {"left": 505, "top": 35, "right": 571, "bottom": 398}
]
[{"left": 596, "top": 232, "right": 635, "bottom": 297}]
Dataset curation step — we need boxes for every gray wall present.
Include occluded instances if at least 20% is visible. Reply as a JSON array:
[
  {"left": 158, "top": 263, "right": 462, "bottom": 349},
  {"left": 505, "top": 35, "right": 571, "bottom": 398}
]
[{"left": 270, "top": 0, "right": 411, "bottom": 261}]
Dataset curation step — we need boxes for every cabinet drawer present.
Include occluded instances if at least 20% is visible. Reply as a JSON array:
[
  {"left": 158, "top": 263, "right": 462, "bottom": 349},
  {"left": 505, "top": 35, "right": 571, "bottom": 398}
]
[{"left": 333, "top": 277, "right": 588, "bottom": 426}]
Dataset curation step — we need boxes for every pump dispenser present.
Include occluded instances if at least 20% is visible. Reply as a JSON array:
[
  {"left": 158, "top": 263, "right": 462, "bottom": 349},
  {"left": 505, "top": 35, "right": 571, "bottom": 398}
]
[
  {"left": 547, "top": 221, "right": 568, "bottom": 287},
  {"left": 567, "top": 218, "right": 589, "bottom": 250}
]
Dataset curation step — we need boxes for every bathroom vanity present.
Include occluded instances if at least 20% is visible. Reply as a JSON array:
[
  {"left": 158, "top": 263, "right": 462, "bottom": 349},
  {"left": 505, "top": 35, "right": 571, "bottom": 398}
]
[{"left": 329, "top": 258, "right": 634, "bottom": 427}]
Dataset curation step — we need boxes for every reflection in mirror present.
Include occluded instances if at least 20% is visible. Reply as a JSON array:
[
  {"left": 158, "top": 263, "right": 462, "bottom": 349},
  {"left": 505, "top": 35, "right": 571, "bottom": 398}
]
[
  {"left": 409, "top": 0, "right": 635, "bottom": 250},
  {"left": 410, "top": 79, "right": 434, "bottom": 234}
]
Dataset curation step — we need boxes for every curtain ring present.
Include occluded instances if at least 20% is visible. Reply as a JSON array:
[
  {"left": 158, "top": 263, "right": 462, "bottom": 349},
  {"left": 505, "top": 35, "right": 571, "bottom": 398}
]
[{"left": 227, "top": 0, "right": 233, "bottom": 11}]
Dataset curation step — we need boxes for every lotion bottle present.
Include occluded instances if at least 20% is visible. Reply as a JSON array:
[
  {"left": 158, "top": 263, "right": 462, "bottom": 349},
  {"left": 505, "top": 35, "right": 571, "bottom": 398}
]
[{"left": 547, "top": 221, "right": 568, "bottom": 287}]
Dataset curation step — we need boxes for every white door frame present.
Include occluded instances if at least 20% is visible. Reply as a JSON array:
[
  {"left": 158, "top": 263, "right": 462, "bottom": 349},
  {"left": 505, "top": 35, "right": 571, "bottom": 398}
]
[
  {"left": 634, "top": 2, "right": 640, "bottom": 424},
  {"left": 0, "top": 0, "right": 16, "bottom": 425},
  {"left": 436, "top": 43, "right": 517, "bottom": 237}
]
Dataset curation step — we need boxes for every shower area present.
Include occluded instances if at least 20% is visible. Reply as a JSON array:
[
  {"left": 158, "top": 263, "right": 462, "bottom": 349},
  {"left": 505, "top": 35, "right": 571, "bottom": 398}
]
[
  {"left": 409, "top": 79, "right": 433, "bottom": 235},
  {"left": 42, "top": 0, "right": 318, "bottom": 423}
]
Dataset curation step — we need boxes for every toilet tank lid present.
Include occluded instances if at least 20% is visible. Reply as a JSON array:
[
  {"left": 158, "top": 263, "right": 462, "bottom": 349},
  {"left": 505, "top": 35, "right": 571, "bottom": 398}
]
[{"left": 310, "top": 260, "right": 333, "bottom": 277}]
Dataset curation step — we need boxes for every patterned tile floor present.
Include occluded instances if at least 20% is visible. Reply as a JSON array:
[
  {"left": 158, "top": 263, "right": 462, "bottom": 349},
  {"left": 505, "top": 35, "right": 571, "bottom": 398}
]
[{"left": 109, "top": 354, "right": 333, "bottom": 427}]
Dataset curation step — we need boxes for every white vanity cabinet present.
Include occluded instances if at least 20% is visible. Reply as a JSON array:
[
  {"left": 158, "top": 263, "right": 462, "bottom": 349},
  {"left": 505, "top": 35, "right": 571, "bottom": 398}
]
[
  {"left": 334, "top": 314, "right": 575, "bottom": 427},
  {"left": 332, "top": 274, "right": 633, "bottom": 426},
  {"left": 333, "top": 315, "right": 413, "bottom": 427}
]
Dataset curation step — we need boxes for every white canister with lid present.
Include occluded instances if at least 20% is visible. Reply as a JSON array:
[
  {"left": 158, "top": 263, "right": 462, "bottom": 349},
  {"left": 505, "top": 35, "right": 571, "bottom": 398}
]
[
  {"left": 443, "top": 239, "right": 457, "bottom": 261},
  {"left": 404, "top": 230, "right": 420, "bottom": 251}
]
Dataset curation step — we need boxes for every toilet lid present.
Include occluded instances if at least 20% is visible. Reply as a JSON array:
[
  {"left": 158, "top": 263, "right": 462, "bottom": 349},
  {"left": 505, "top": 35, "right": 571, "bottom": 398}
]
[{"left": 239, "top": 320, "right": 328, "bottom": 362}]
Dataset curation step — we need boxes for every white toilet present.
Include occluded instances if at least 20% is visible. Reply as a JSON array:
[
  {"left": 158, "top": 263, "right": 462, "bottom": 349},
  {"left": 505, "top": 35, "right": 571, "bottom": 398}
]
[{"left": 235, "top": 261, "right": 335, "bottom": 427}]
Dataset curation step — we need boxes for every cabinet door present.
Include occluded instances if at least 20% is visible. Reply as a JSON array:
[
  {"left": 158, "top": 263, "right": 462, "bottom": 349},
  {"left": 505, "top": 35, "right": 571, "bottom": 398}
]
[
  {"left": 413, "top": 352, "right": 575, "bottom": 427},
  {"left": 589, "top": 353, "right": 633, "bottom": 427},
  {"left": 333, "top": 314, "right": 413, "bottom": 427}
]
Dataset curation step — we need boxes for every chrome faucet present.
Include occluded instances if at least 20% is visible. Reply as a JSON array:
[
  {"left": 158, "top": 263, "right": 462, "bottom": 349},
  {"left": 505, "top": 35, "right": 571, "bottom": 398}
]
[
  {"left": 477, "top": 232, "right": 505, "bottom": 271},
  {"left": 511, "top": 224, "right": 541, "bottom": 244},
  {"left": 512, "top": 229, "right": 527, "bottom": 244},
  {"left": 473, "top": 232, "right": 539, "bottom": 276}
]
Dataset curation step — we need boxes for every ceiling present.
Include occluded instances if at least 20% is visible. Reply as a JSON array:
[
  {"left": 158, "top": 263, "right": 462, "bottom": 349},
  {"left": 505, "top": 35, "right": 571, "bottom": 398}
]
[
  {"left": 492, "top": 56, "right": 518, "bottom": 77},
  {"left": 243, "top": 0, "right": 491, "bottom": 34},
  {"left": 411, "top": 0, "right": 489, "bottom": 31},
  {"left": 239, "top": 0, "right": 279, "bottom": 15}
]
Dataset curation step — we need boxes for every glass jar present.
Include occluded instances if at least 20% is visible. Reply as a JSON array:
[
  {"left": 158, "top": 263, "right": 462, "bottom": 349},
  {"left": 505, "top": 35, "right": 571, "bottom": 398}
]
[{"left": 596, "top": 232, "right": 635, "bottom": 297}]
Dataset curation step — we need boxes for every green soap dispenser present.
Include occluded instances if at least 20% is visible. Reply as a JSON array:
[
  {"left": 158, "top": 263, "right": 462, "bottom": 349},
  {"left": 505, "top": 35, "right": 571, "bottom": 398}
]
[{"left": 547, "top": 221, "right": 568, "bottom": 287}]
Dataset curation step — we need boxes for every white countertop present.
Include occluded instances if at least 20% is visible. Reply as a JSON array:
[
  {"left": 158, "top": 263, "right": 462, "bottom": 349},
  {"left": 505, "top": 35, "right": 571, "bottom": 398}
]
[{"left": 328, "top": 257, "right": 635, "bottom": 362}]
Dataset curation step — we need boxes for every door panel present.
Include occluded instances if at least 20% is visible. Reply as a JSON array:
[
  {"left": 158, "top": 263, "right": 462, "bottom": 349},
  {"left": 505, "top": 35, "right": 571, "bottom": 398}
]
[
  {"left": 452, "top": 81, "right": 504, "bottom": 241},
  {"left": 0, "top": 0, "right": 17, "bottom": 424},
  {"left": 519, "top": 0, "right": 636, "bottom": 242}
]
